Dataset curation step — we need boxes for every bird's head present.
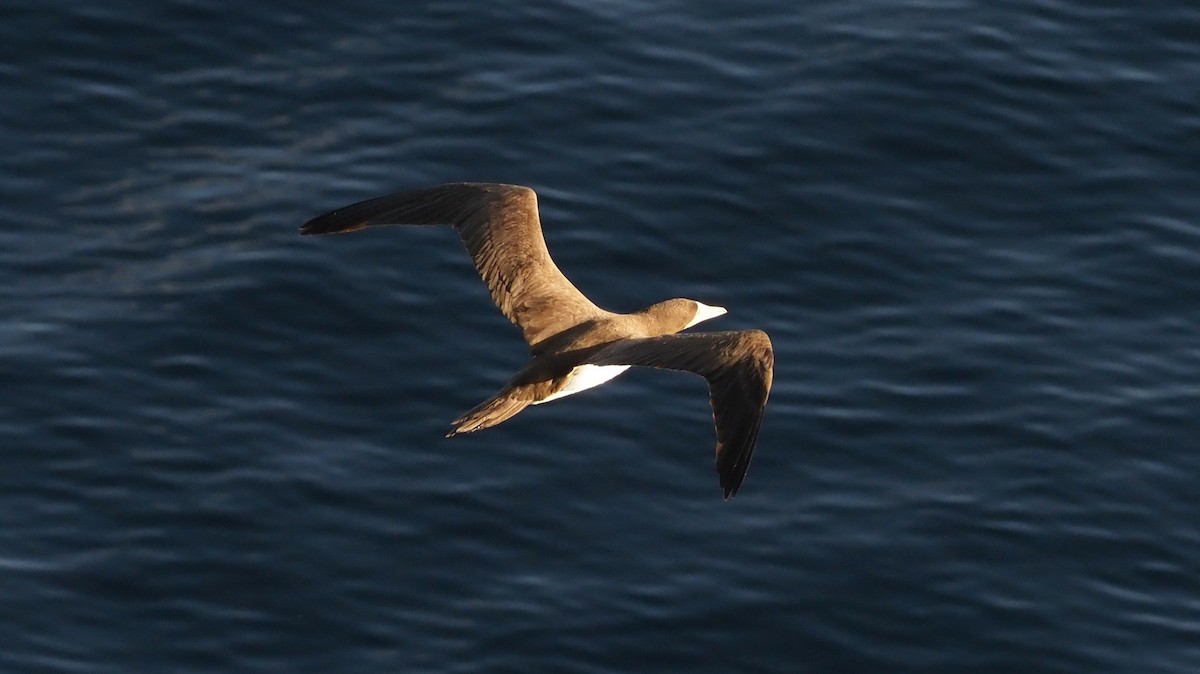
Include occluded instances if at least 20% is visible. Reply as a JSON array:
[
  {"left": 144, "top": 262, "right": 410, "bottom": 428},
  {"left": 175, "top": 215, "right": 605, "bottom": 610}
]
[
  {"left": 640, "top": 298, "right": 727, "bottom": 334},
  {"left": 684, "top": 300, "right": 728, "bottom": 329}
]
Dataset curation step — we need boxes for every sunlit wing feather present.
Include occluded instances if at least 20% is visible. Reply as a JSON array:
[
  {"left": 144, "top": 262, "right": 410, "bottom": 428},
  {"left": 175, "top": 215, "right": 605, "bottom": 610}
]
[{"left": 301, "top": 183, "right": 606, "bottom": 349}]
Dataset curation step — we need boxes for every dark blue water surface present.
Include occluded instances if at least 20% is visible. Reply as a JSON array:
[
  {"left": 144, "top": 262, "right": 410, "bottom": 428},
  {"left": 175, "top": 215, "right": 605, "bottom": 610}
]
[{"left": 3, "top": 2, "right": 1200, "bottom": 672}]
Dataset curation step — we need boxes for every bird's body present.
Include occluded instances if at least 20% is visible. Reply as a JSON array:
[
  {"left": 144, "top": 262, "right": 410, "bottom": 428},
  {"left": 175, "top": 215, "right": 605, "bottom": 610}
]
[{"left": 301, "top": 182, "right": 773, "bottom": 498}]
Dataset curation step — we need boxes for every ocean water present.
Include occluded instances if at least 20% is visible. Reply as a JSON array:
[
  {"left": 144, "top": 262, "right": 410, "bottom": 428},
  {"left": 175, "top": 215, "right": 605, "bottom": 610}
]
[{"left": 3, "top": 2, "right": 1199, "bottom": 672}]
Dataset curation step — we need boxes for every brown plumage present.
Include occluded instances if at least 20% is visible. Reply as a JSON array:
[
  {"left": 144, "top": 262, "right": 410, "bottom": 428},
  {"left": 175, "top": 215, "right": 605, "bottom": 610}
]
[{"left": 301, "top": 182, "right": 773, "bottom": 498}]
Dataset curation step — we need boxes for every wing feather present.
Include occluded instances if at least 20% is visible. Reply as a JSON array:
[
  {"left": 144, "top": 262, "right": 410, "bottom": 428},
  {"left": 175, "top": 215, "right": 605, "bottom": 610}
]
[
  {"left": 588, "top": 330, "right": 773, "bottom": 498},
  {"left": 301, "top": 183, "right": 605, "bottom": 348}
]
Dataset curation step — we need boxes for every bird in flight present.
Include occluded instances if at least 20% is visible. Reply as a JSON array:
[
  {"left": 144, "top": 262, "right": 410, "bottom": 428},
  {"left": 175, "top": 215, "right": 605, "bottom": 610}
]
[{"left": 301, "top": 183, "right": 773, "bottom": 498}]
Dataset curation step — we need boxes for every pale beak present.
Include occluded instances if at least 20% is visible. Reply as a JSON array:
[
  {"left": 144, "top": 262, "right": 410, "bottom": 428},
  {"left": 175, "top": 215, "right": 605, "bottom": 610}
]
[{"left": 686, "top": 301, "right": 728, "bottom": 329}]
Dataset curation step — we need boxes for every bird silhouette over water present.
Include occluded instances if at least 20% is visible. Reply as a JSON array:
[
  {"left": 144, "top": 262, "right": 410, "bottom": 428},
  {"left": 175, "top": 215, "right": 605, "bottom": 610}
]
[{"left": 301, "top": 183, "right": 773, "bottom": 498}]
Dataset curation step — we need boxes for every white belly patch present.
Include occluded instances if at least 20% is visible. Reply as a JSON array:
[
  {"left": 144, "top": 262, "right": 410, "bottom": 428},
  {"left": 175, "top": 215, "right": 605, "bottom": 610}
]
[{"left": 534, "top": 364, "right": 631, "bottom": 404}]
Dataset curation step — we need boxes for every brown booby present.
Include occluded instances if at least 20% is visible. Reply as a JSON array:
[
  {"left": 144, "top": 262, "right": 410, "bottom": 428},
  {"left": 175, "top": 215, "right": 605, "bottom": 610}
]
[{"left": 301, "top": 183, "right": 773, "bottom": 498}]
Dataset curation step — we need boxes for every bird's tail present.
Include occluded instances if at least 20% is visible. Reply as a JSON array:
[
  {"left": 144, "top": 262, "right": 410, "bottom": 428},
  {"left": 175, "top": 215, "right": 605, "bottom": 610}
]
[{"left": 446, "top": 391, "right": 532, "bottom": 437}]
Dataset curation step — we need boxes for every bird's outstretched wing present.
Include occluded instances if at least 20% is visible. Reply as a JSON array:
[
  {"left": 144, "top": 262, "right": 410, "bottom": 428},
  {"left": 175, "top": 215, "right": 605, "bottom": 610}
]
[
  {"left": 588, "top": 330, "right": 774, "bottom": 498},
  {"left": 301, "top": 183, "right": 606, "bottom": 349}
]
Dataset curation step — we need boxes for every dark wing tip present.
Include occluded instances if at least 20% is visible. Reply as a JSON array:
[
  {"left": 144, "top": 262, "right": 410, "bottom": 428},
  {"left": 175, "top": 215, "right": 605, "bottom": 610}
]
[
  {"left": 718, "top": 439, "right": 759, "bottom": 499},
  {"left": 718, "top": 419, "right": 761, "bottom": 500},
  {"left": 299, "top": 210, "right": 370, "bottom": 236},
  {"left": 299, "top": 183, "right": 535, "bottom": 237}
]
